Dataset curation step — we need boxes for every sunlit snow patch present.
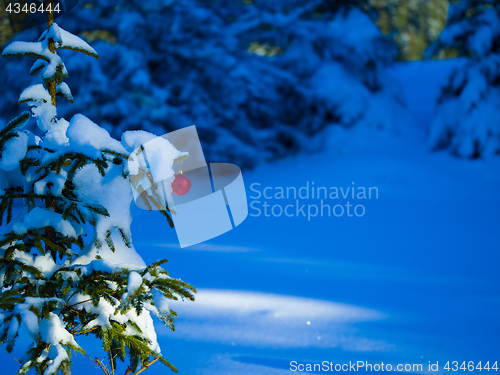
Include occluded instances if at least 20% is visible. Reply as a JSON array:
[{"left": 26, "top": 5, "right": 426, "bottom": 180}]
[{"left": 158, "top": 289, "right": 390, "bottom": 352}]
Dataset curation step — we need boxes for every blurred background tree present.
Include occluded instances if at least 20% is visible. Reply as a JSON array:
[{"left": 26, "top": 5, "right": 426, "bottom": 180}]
[
  {"left": 0, "top": 5, "right": 12, "bottom": 46},
  {"left": 370, "top": 0, "right": 451, "bottom": 60},
  {"left": 427, "top": 0, "right": 500, "bottom": 158}
]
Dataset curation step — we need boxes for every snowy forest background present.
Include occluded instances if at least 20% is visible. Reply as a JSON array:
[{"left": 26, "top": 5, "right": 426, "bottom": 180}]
[
  {"left": 2, "top": 0, "right": 498, "bottom": 167},
  {"left": 0, "top": 0, "right": 499, "bottom": 374}
]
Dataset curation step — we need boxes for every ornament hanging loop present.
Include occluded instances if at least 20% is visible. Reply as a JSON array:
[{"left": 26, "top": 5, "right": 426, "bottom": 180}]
[{"left": 178, "top": 160, "right": 184, "bottom": 175}]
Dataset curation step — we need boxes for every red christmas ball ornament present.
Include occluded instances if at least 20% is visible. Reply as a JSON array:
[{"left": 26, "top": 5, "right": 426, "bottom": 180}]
[{"left": 172, "top": 173, "right": 191, "bottom": 196}]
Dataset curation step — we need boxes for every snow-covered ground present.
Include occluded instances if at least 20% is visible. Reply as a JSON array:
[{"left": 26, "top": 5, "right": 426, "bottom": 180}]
[
  {"left": 131, "top": 59, "right": 500, "bottom": 374},
  {"left": 3, "top": 59, "right": 499, "bottom": 374}
]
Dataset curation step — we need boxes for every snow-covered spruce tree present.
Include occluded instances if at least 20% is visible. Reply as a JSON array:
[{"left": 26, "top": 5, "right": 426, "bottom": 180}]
[
  {"left": 0, "top": 4, "right": 195, "bottom": 374},
  {"left": 427, "top": 0, "right": 500, "bottom": 158}
]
